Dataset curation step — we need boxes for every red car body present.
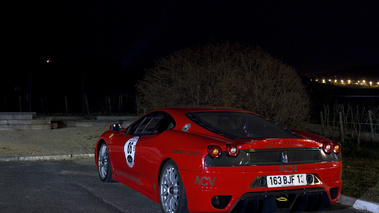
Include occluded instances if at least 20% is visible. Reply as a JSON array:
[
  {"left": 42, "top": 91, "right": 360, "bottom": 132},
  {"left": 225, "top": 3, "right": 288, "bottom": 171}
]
[{"left": 95, "top": 107, "right": 342, "bottom": 213}]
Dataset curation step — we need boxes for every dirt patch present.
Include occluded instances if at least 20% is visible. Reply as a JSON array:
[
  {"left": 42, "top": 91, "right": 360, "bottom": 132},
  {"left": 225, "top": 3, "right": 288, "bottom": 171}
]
[{"left": 0, "top": 127, "right": 106, "bottom": 156}]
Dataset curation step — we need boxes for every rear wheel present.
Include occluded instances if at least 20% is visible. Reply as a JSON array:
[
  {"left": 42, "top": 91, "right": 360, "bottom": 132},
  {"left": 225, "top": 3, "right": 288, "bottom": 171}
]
[
  {"left": 159, "top": 160, "right": 188, "bottom": 213},
  {"left": 98, "top": 143, "right": 113, "bottom": 182}
]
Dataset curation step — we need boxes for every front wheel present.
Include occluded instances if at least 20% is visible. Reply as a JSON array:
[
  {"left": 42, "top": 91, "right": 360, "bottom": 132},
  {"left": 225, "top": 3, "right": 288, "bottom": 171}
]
[
  {"left": 159, "top": 160, "right": 189, "bottom": 213},
  {"left": 98, "top": 142, "right": 113, "bottom": 182}
]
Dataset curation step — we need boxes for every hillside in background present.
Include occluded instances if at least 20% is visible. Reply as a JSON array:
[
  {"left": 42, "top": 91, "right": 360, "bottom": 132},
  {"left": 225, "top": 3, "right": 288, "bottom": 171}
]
[
  {"left": 302, "top": 64, "right": 379, "bottom": 122},
  {"left": 313, "top": 64, "right": 379, "bottom": 81}
]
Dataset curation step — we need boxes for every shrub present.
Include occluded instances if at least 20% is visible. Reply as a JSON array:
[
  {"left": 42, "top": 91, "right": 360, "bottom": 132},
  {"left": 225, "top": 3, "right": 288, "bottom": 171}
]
[{"left": 137, "top": 42, "right": 309, "bottom": 128}]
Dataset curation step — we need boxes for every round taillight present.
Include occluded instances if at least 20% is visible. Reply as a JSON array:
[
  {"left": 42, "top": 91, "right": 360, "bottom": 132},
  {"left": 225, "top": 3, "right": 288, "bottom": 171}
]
[
  {"left": 208, "top": 145, "right": 222, "bottom": 158},
  {"left": 226, "top": 144, "right": 239, "bottom": 157},
  {"left": 323, "top": 142, "right": 333, "bottom": 154},
  {"left": 333, "top": 142, "right": 341, "bottom": 154}
]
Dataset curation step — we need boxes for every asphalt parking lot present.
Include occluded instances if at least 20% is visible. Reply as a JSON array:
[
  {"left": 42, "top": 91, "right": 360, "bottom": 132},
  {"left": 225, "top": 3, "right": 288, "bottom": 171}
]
[
  {"left": 0, "top": 158, "right": 368, "bottom": 213},
  {"left": 0, "top": 158, "right": 161, "bottom": 213}
]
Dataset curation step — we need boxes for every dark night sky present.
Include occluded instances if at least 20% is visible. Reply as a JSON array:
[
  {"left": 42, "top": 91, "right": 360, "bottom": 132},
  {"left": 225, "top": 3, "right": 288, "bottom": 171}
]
[{"left": 6, "top": 0, "right": 379, "bottom": 75}]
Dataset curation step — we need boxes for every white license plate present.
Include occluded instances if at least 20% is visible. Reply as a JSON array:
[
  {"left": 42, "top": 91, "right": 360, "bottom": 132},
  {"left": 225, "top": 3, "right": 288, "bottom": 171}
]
[{"left": 267, "top": 174, "right": 307, "bottom": 188}]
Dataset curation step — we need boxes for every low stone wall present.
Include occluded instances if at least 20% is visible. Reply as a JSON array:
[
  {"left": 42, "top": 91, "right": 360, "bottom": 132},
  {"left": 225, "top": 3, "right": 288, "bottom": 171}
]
[{"left": 0, "top": 112, "right": 51, "bottom": 130}]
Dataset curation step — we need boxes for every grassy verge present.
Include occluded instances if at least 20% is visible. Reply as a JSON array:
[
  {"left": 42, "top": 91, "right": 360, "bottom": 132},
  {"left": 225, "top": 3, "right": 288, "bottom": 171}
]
[{"left": 341, "top": 140, "right": 379, "bottom": 203}]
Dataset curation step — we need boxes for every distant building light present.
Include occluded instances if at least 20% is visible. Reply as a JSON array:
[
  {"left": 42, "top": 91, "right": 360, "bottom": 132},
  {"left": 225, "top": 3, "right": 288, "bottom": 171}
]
[{"left": 312, "top": 77, "right": 378, "bottom": 87}]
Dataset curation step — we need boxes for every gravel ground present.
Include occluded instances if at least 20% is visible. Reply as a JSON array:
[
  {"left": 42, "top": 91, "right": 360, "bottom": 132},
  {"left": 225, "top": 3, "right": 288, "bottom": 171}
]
[{"left": 0, "top": 126, "right": 106, "bottom": 157}]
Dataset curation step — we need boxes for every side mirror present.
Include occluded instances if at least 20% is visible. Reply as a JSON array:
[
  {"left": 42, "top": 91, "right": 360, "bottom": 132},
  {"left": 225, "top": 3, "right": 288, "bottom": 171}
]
[{"left": 109, "top": 123, "right": 123, "bottom": 131}]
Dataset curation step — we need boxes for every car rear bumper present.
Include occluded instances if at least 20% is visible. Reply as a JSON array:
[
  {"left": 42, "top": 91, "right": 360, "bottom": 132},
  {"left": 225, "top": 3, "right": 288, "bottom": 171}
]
[
  {"left": 179, "top": 162, "right": 342, "bottom": 213},
  {"left": 230, "top": 188, "right": 331, "bottom": 212}
]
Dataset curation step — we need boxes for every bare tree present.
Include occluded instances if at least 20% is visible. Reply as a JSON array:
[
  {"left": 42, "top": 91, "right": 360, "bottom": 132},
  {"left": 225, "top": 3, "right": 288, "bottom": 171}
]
[
  {"left": 343, "top": 105, "right": 368, "bottom": 148},
  {"left": 137, "top": 42, "right": 309, "bottom": 128}
]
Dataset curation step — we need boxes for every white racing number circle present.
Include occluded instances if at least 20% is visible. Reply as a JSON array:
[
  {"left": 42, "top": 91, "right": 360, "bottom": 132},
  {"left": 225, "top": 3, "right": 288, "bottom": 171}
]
[{"left": 124, "top": 136, "right": 139, "bottom": 168}]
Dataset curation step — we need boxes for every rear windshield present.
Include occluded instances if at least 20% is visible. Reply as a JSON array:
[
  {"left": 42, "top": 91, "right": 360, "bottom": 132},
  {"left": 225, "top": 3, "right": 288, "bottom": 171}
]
[{"left": 186, "top": 111, "right": 300, "bottom": 139}]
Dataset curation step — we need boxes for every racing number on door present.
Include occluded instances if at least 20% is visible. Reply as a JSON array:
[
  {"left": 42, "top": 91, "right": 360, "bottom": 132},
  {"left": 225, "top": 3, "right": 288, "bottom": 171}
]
[{"left": 124, "top": 136, "right": 139, "bottom": 168}]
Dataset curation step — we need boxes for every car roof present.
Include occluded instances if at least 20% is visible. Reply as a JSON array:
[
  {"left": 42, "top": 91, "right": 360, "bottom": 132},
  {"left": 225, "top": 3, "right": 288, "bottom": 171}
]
[{"left": 153, "top": 107, "right": 250, "bottom": 115}]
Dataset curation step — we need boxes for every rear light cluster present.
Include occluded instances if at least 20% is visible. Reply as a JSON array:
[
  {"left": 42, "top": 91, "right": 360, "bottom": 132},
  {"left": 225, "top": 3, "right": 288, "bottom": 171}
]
[
  {"left": 208, "top": 144, "right": 239, "bottom": 158},
  {"left": 323, "top": 141, "right": 341, "bottom": 154},
  {"left": 208, "top": 142, "right": 340, "bottom": 158}
]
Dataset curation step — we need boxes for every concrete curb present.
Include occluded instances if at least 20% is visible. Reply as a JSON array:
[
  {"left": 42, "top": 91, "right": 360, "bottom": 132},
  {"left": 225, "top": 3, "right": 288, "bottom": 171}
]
[
  {"left": 0, "top": 154, "right": 378, "bottom": 213},
  {"left": 0, "top": 153, "right": 94, "bottom": 162},
  {"left": 337, "top": 195, "right": 379, "bottom": 213}
]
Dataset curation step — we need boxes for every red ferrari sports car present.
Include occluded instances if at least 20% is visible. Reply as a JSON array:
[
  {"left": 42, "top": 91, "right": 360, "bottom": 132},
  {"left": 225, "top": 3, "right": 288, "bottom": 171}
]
[{"left": 95, "top": 107, "right": 342, "bottom": 213}]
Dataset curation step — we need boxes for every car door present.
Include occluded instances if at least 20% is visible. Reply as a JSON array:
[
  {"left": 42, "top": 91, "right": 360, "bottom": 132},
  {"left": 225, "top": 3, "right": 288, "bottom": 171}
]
[
  {"left": 132, "top": 112, "right": 176, "bottom": 196},
  {"left": 114, "top": 112, "right": 175, "bottom": 186}
]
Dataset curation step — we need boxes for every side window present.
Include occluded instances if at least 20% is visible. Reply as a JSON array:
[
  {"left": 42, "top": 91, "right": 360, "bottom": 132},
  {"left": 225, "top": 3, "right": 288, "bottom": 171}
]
[
  {"left": 127, "top": 112, "right": 175, "bottom": 135},
  {"left": 137, "top": 114, "right": 164, "bottom": 134}
]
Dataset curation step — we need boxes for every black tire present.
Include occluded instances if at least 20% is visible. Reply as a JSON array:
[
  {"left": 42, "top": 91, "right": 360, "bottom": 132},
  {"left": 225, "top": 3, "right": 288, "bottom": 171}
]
[
  {"left": 97, "top": 142, "right": 113, "bottom": 182},
  {"left": 159, "top": 160, "right": 189, "bottom": 213}
]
